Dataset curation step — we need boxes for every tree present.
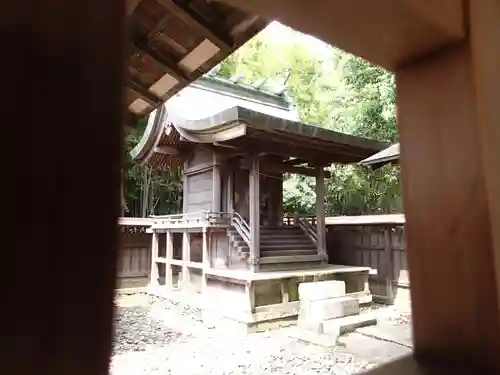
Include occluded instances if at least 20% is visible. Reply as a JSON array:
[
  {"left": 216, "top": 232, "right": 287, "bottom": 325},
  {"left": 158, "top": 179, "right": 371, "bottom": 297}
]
[
  {"left": 124, "top": 22, "right": 402, "bottom": 217},
  {"left": 218, "top": 23, "right": 401, "bottom": 215}
]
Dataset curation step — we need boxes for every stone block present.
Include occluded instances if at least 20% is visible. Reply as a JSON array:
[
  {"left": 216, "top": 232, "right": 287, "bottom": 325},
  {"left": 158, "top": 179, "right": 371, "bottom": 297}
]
[
  {"left": 298, "top": 280, "right": 346, "bottom": 301},
  {"left": 321, "top": 312, "right": 377, "bottom": 335},
  {"left": 299, "top": 296, "right": 359, "bottom": 322}
]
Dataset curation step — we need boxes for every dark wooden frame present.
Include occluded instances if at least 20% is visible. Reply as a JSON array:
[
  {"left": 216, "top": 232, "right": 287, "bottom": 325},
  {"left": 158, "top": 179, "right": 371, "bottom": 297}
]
[{"left": 4, "top": 1, "right": 500, "bottom": 375}]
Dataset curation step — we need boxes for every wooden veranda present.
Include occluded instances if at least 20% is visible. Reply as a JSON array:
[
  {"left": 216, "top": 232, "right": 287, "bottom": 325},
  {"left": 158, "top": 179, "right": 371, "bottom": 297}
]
[{"left": 5, "top": 1, "right": 500, "bottom": 375}]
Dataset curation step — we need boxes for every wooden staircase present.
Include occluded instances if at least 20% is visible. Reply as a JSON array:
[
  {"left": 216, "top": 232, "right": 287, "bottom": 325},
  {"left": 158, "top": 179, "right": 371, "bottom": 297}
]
[{"left": 228, "top": 223, "right": 324, "bottom": 271}]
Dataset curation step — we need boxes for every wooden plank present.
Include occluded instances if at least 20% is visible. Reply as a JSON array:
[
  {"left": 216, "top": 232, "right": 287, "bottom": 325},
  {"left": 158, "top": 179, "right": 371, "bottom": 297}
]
[
  {"left": 326, "top": 214, "right": 405, "bottom": 226},
  {"left": 129, "top": 41, "right": 189, "bottom": 83},
  {"left": 170, "top": 259, "right": 203, "bottom": 269},
  {"left": 157, "top": 0, "right": 233, "bottom": 51},
  {"left": 220, "top": 0, "right": 465, "bottom": 70},
  {"left": 396, "top": 11, "right": 500, "bottom": 367},
  {"left": 259, "top": 255, "right": 323, "bottom": 264},
  {"left": 249, "top": 156, "right": 260, "bottom": 272}
]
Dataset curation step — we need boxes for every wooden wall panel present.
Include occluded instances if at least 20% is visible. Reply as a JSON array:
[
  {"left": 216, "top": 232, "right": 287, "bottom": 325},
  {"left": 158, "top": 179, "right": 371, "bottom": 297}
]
[{"left": 327, "top": 224, "right": 407, "bottom": 301}]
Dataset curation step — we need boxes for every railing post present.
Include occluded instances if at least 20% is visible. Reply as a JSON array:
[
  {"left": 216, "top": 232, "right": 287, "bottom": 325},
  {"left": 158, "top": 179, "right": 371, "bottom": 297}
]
[
  {"left": 202, "top": 227, "right": 209, "bottom": 293},
  {"left": 182, "top": 230, "right": 190, "bottom": 288},
  {"left": 166, "top": 230, "right": 173, "bottom": 290},
  {"left": 150, "top": 231, "right": 159, "bottom": 288}
]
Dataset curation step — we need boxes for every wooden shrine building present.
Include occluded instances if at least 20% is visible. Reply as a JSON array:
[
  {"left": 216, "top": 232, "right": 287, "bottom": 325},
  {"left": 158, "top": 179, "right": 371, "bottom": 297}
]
[{"left": 131, "top": 74, "right": 386, "bottom": 328}]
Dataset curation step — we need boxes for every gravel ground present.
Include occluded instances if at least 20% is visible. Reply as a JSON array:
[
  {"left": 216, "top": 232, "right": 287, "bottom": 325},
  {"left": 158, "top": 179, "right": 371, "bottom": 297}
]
[{"left": 109, "top": 293, "right": 410, "bottom": 375}]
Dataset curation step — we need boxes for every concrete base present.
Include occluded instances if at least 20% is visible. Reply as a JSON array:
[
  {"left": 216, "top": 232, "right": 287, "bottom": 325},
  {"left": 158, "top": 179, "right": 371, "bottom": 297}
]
[
  {"left": 290, "top": 312, "right": 378, "bottom": 347},
  {"left": 150, "top": 264, "right": 373, "bottom": 333}
]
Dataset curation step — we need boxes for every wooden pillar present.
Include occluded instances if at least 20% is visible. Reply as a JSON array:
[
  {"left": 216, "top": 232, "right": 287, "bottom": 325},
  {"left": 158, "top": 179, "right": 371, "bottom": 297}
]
[
  {"left": 227, "top": 170, "right": 234, "bottom": 213},
  {"left": 202, "top": 227, "right": 209, "bottom": 292},
  {"left": 212, "top": 152, "right": 221, "bottom": 212},
  {"left": 165, "top": 230, "right": 173, "bottom": 289},
  {"left": 249, "top": 156, "right": 260, "bottom": 272},
  {"left": 150, "top": 232, "right": 159, "bottom": 288},
  {"left": 182, "top": 230, "right": 190, "bottom": 287},
  {"left": 396, "top": 2, "right": 500, "bottom": 369},
  {"left": 183, "top": 161, "right": 188, "bottom": 213},
  {"left": 383, "top": 227, "right": 394, "bottom": 302},
  {"left": 315, "top": 168, "right": 327, "bottom": 261}
]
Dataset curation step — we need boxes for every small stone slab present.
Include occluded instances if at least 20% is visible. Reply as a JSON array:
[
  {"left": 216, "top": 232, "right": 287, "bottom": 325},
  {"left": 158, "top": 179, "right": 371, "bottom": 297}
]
[
  {"left": 289, "top": 327, "right": 339, "bottom": 348},
  {"left": 299, "top": 296, "right": 359, "bottom": 323},
  {"left": 298, "top": 280, "right": 346, "bottom": 301},
  {"left": 322, "top": 312, "right": 378, "bottom": 335}
]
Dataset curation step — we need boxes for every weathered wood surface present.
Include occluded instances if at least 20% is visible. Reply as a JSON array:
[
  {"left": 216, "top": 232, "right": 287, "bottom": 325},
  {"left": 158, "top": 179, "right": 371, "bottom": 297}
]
[
  {"left": 327, "top": 223, "right": 407, "bottom": 303},
  {"left": 7, "top": 1, "right": 500, "bottom": 375},
  {"left": 125, "top": 0, "right": 267, "bottom": 120}
]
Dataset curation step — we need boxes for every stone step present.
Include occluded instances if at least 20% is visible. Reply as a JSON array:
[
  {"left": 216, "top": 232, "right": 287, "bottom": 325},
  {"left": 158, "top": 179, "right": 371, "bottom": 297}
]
[
  {"left": 233, "top": 241, "right": 314, "bottom": 250},
  {"left": 260, "top": 254, "right": 323, "bottom": 264},
  {"left": 261, "top": 244, "right": 316, "bottom": 251},
  {"left": 260, "top": 261, "right": 324, "bottom": 272},
  {"left": 260, "top": 234, "right": 308, "bottom": 240},
  {"left": 260, "top": 239, "right": 313, "bottom": 245},
  {"left": 289, "top": 312, "right": 377, "bottom": 347},
  {"left": 261, "top": 249, "right": 317, "bottom": 257}
]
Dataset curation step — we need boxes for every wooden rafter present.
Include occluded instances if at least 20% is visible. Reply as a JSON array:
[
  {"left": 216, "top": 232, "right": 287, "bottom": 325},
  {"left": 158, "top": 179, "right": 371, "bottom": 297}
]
[
  {"left": 282, "top": 158, "right": 309, "bottom": 166},
  {"left": 238, "top": 157, "right": 331, "bottom": 178},
  {"left": 147, "top": 14, "right": 188, "bottom": 55},
  {"left": 157, "top": 0, "right": 234, "bottom": 52},
  {"left": 129, "top": 40, "right": 190, "bottom": 83},
  {"left": 127, "top": 79, "right": 163, "bottom": 106}
]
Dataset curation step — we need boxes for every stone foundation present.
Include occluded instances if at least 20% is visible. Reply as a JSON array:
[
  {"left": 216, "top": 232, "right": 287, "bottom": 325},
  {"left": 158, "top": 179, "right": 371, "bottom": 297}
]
[{"left": 291, "top": 280, "right": 377, "bottom": 346}]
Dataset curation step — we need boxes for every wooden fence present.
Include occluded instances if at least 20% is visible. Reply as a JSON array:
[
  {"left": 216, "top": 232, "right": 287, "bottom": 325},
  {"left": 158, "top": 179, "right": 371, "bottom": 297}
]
[
  {"left": 117, "top": 216, "right": 411, "bottom": 308},
  {"left": 326, "top": 215, "right": 410, "bottom": 308}
]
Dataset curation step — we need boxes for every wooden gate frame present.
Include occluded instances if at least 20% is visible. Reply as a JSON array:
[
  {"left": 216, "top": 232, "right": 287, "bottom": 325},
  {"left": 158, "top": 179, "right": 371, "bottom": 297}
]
[{"left": 4, "top": 1, "right": 500, "bottom": 374}]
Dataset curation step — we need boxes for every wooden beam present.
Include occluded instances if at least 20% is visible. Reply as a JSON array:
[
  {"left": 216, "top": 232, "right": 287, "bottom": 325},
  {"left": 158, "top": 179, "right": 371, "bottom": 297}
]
[
  {"left": 219, "top": 0, "right": 465, "bottom": 71},
  {"left": 158, "top": 0, "right": 234, "bottom": 52},
  {"left": 154, "top": 145, "right": 179, "bottom": 155},
  {"left": 282, "top": 158, "right": 309, "bottom": 166},
  {"left": 315, "top": 167, "right": 326, "bottom": 261},
  {"left": 129, "top": 40, "right": 189, "bottom": 83},
  {"left": 4, "top": 0, "right": 125, "bottom": 374},
  {"left": 127, "top": 80, "right": 163, "bottom": 106},
  {"left": 212, "top": 152, "right": 222, "bottom": 212},
  {"left": 249, "top": 156, "right": 260, "bottom": 272},
  {"left": 239, "top": 158, "right": 330, "bottom": 178},
  {"left": 396, "top": 2, "right": 500, "bottom": 368}
]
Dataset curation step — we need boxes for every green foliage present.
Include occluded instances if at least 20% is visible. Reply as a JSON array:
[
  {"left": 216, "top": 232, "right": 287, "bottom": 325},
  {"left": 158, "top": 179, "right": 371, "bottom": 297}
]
[
  {"left": 122, "top": 23, "right": 402, "bottom": 217},
  {"left": 218, "top": 23, "right": 401, "bottom": 215},
  {"left": 121, "top": 120, "right": 182, "bottom": 217}
]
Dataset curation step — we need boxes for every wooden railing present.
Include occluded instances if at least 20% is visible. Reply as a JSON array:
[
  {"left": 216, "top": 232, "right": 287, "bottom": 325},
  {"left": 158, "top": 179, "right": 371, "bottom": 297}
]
[
  {"left": 150, "top": 211, "right": 232, "bottom": 229},
  {"left": 231, "top": 211, "right": 251, "bottom": 247},
  {"left": 282, "top": 215, "right": 317, "bottom": 226},
  {"left": 297, "top": 216, "right": 318, "bottom": 245}
]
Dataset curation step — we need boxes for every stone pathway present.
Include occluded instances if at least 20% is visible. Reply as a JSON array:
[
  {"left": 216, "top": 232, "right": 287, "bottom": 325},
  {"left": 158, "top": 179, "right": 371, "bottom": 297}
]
[{"left": 109, "top": 294, "right": 412, "bottom": 375}]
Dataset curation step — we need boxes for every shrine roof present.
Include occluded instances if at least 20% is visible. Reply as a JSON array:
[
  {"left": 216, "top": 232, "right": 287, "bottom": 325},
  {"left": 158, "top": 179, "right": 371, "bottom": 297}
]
[
  {"left": 360, "top": 143, "right": 400, "bottom": 170},
  {"left": 131, "top": 104, "right": 387, "bottom": 169}
]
